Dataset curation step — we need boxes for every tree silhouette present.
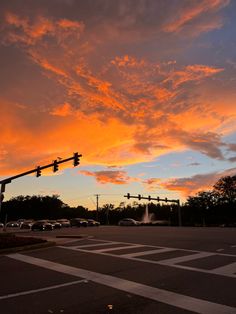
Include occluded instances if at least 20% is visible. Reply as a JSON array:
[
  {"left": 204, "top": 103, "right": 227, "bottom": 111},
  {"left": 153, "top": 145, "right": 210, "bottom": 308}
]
[{"left": 213, "top": 175, "right": 236, "bottom": 203}]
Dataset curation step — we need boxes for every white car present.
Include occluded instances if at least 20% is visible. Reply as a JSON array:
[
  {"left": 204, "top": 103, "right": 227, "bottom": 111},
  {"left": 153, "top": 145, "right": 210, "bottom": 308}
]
[{"left": 118, "top": 218, "right": 140, "bottom": 226}]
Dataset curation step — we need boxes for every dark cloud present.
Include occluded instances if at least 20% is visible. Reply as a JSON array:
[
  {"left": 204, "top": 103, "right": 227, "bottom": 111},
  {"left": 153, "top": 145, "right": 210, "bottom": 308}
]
[
  {"left": 227, "top": 143, "right": 236, "bottom": 152},
  {"left": 228, "top": 156, "right": 236, "bottom": 162}
]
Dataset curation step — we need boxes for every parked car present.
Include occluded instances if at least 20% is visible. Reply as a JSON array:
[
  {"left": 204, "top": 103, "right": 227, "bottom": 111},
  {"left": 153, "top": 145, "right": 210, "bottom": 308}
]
[
  {"left": 87, "top": 219, "right": 100, "bottom": 226},
  {"left": 0, "top": 222, "right": 4, "bottom": 228},
  {"left": 56, "top": 219, "right": 71, "bottom": 227},
  {"left": 17, "top": 219, "right": 26, "bottom": 227},
  {"left": 31, "top": 220, "right": 53, "bottom": 231},
  {"left": 48, "top": 220, "right": 62, "bottom": 229},
  {"left": 6, "top": 221, "right": 19, "bottom": 228},
  {"left": 70, "top": 218, "right": 88, "bottom": 227},
  {"left": 118, "top": 218, "right": 140, "bottom": 226},
  {"left": 20, "top": 220, "right": 34, "bottom": 229}
]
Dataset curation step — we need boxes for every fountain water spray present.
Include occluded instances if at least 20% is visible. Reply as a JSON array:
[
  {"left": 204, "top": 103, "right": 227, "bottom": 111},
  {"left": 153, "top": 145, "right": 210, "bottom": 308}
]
[{"left": 142, "top": 203, "right": 154, "bottom": 224}]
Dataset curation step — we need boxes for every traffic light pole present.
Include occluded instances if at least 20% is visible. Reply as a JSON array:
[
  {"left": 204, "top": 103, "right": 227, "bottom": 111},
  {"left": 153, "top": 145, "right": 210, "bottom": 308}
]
[
  {"left": 0, "top": 153, "right": 82, "bottom": 218},
  {"left": 124, "top": 194, "right": 182, "bottom": 227},
  {"left": 95, "top": 194, "right": 100, "bottom": 221}
]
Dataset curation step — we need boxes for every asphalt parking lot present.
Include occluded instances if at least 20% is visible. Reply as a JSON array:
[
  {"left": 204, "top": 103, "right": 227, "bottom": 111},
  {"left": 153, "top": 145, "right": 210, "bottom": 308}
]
[{"left": 1, "top": 226, "right": 236, "bottom": 313}]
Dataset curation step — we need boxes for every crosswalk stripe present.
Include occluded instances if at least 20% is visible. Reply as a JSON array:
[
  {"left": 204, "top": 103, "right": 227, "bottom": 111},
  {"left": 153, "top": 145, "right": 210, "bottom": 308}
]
[
  {"left": 211, "top": 262, "right": 236, "bottom": 276},
  {"left": 7, "top": 253, "right": 236, "bottom": 314},
  {"left": 158, "top": 252, "right": 215, "bottom": 266},
  {"left": 72, "top": 242, "right": 120, "bottom": 249},
  {"left": 92, "top": 244, "right": 145, "bottom": 253},
  {"left": 120, "top": 247, "right": 176, "bottom": 258}
]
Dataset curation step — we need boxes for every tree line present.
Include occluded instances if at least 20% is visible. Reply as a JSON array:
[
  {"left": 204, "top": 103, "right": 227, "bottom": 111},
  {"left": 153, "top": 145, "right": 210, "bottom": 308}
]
[{"left": 0, "top": 175, "right": 235, "bottom": 226}]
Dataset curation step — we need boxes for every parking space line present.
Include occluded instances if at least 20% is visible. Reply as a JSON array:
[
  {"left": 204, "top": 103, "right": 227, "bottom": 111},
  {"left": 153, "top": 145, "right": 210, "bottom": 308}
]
[
  {"left": 7, "top": 253, "right": 236, "bottom": 314},
  {"left": 0, "top": 279, "right": 87, "bottom": 300},
  {"left": 120, "top": 248, "right": 176, "bottom": 258}
]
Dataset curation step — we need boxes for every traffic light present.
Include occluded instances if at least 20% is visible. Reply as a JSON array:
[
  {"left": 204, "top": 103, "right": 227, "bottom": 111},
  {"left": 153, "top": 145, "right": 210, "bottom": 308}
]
[
  {"left": 138, "top": 194, "right": 141, "bottom": 200},
  {"left": 73, "top": 152, "right": 80, "bottom": 167},
  {"left": 127, "top": 193, "right": 130, "bottom": 199},
  {"left": 53, "top": 160, "right": 59, "bottom": 172},
  {"left": 36, "top": 166, "right": 41, "bottom": 177},
  {"left": 148, "top": 195, "right": 151, "bottom": 201},
  {"left": 165, "top": 197, "right": 168, "bottom": 202},
  {"left": 157, "top": 196, "right": 160, "bottom": 202}
]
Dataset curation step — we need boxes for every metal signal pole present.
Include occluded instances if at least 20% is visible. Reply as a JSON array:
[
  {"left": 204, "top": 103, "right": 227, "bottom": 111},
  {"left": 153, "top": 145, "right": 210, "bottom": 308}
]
[
  {"left": 0, "top": 153, "right": 82, "bottom": 218},
  {"left": 95, "top": 194, "right": 100, "bottom": 221}
]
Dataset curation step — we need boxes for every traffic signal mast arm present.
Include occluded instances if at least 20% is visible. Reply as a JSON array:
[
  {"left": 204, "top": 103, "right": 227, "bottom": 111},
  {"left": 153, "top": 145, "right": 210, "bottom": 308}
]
[
  {"left": 124, "top": 193, "right": 179, "bottom": 204},
  {"left": 0, "top": 153, "right": 82, "bottom": 186},
  {"left": 124, "top": 193, "right": 182, "bottom": 226}
]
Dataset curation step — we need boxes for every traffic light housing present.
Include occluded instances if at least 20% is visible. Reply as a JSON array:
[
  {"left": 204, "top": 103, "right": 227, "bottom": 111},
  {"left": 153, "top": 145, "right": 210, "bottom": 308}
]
[
  {"left": 36, "top": 166, "right": 41, "bottom": 177},
  {"left": 138, "top": 194, "right": 141, "bottom": 200},
  {"left": 157, "top": 196, "right": 160, "bottom": 202},
  {"left": 127, "top": 193, "right": 130, "bottom": 199},
  {"left": 165, "top": 197, "right": 168, "bottom": 202},
  {"left": 73, "top": 152, "right": 80, "bottom": 167},
  {"left": 53, "top": 160, "right": 59, "bottom": 172},
  {"left": 148, "top": 195, "right": 151, "bottom": 201}
]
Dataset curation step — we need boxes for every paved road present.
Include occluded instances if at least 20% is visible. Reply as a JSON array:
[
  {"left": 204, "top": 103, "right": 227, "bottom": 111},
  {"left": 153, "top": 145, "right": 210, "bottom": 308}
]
[{"left": 1, "top": 226, "right": 236, "bottom": 313}]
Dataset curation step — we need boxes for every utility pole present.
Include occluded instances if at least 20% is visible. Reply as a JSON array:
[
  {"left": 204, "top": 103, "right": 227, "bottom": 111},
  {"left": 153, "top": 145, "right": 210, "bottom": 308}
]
[
  {"left": 0, "top": 152, "right": 82, "bottom": 219},
  {"left": 124, "top": 193, "right": 182, "bottom": 227},
  {"left": 95, "top": 194, "right": 100, "bottom": 221}
]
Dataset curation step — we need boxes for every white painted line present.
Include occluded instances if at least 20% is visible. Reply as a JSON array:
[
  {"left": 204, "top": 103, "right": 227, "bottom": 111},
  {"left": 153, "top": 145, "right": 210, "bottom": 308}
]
[
  {"left": 211, "top": 262, "right": 236, "bottom": 276},
  {"left": 55, "top": 238, "right": 84, "bottom": 245},
  {"left": 124, "top": 256, "right": 235, "bottom": 278},
  {"left": 7, "top": 253, "right": 236, "bottom": 314},
  {"left": 0, "top": 279, "right": 87, "bottom": 300},
  {"left": 216, "top": 249, "right": 224, "bottom": 252},
  {"left": 92, "top": 244, "right": 145, "bottom": 253},
  {"left": 158, "top": 252, "right": 215, "bottom": 266},
  {"left": 57, "top": 245, "right": 236, "bottom": 279},
  {"left": 72, "top": 241, "right": 120, "bottom": 249},
  {"left": 120, "top": 248, "right": 176, "bottom": 258},
  {"left": 57, "top": 245, "right": 82, "bottom": 252},
  {"left": 231, "top": 245, "right": 236, "bottom": 248}
]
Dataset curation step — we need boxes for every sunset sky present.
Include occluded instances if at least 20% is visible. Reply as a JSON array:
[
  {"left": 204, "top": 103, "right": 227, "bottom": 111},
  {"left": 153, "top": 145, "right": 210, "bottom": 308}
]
[{"left": 0, "top": 0, "right": 236, "bottom": 209}]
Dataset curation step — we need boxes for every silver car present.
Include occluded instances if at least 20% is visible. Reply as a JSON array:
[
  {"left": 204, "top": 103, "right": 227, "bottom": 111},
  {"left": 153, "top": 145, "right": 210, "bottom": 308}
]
[{"left": 118, "top": 218, "right": 140, "bottom": 226}]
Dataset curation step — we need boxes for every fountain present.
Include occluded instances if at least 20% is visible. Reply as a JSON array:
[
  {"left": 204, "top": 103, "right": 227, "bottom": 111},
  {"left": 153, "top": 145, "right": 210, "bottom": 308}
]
[{"left": 142, "top": 203, "right": 154, "bottom": 224}]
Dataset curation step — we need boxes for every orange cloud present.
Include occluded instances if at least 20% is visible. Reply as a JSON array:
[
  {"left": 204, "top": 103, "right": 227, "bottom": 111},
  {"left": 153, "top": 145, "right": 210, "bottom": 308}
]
[
  {"left": 165, "top": 64, "right": 224, "bottom": 88},
  {"left": 160, "top": 167, "right": 236, "bottom": 196},
  {"left": 4, "top": 13, "right": 84, "bottom": 45},
  {"left": 50, "top": 103, "right": 73, "bottom": 117},
  {"left": 143, "top": 178, "right": 161, "bottom": 191},
  {"left": 79, "top": 170, "right": 133, "bottom": 185},
  {"left": 0, "top": 11, "right": 236, "bottom": 181},
  {"left": 163, "top": 0, "right": 229, "bottom": 34}
]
